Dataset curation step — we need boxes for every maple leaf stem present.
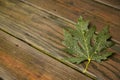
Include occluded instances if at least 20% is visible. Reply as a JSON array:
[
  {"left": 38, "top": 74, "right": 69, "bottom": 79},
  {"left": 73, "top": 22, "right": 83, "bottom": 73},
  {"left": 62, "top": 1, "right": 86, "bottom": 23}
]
[{"left": 83, "top": 58, "right": 91, "bottom": 73}]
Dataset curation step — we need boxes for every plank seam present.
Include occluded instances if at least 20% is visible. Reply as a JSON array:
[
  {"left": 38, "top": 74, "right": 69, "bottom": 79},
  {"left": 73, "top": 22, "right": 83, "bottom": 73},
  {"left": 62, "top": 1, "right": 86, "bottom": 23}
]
[
  {"left": 20, "top": 0, "right": 120, "bottom": 45},
  {"left": 0, "top": 28, "right": 97, "bottom": 80}
]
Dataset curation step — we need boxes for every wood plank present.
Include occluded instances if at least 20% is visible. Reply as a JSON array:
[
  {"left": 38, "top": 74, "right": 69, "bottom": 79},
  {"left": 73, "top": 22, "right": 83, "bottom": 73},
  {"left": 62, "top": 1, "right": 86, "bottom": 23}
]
[
  {"left": 0, "top": 31, "right": 92, "bottom": 80},
  {"left": 0, "top": 67, "right": 15, "bottom": 80},
  {"left": 0, "top": 0, "right": 96, "bottom": 79},
  {"left": 0, "top": 1, "right": 95, "bottom": 78},
  {"left": 0, "top": 0, "right": 120, "bottom": 80},
  {"left": 87, "top": 52, "right": 120, "bottom": 80},
  {"left": 94, "top": 0, "right": 120, "bottom": 10},
  {"left": 23, "top": 0, "right": 120, "bottom": 44}
]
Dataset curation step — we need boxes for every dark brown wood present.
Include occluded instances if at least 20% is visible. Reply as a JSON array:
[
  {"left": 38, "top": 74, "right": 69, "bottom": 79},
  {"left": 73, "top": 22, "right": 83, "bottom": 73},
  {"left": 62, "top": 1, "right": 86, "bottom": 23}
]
[
  {"left": 0, "top": 31, "right": 91, "bottom": 80},
  {"left": 23, "top": 0, "right": 120, "bottom": 44},
  {"left": 94, "top": 0, "right": 120, "bottom": 10},
  {"left": 87, "top": 53, "right": 120, "bottom": 80},
  {"left": 0, "top": 0, "right": 120, "bottom": 80}
]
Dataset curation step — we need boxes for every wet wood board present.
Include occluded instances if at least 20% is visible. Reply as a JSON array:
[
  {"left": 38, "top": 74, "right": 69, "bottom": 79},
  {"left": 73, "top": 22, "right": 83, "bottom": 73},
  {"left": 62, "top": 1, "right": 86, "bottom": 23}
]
[{"left": 0, "top": 0, "right": 120, "bottom": 80}]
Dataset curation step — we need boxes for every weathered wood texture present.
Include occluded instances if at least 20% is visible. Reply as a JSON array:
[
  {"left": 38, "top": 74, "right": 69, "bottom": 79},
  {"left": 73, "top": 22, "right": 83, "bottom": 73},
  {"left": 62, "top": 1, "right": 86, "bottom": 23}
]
[
  {"left": 0, "top": 31, "right": 91, "bottom": 80},
  {"left": 94, "top": 0, "right": 120, "bottom": 10},
  {"left": 0, "top": 0, "right": 120, "bottom": 80},
  {"left": 24, "top": 0, "right": 120, "bottom": 44}
]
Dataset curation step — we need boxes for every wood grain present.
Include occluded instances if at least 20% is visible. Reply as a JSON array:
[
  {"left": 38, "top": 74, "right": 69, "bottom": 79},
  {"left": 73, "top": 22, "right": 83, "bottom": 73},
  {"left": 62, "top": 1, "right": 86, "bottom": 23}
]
[
  {"left": 0, "top": 31, "right": 91, "bottom": 80},
  {"left": 23, "top": 0, "right": 120, "bottom": 44},
  {"left": 0, "top": 0, "right": 120, "bottom": 80},
  {"left": 94, "top": 0, "right": 120, "bottom": 10}
]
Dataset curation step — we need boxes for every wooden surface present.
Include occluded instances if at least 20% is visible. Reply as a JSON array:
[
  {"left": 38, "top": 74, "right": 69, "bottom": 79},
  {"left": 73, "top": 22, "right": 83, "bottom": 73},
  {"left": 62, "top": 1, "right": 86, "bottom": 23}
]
[
  {"left": 94, "top": 0, "right": 120, "bottom": 10},
  {"left": 24, "top": 0, "right": 120, "bottom": 44},
  {"left": 0, "top": 31, "right": 91, "bottom": 80},
  {"left": 0, "top": 0, "right": 120, "bottom": 80}
]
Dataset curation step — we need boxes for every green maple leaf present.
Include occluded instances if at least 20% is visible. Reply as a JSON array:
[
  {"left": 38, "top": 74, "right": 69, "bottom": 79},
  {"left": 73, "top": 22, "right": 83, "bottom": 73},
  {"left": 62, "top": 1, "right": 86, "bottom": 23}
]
[{"left": 63, "top": 16, "right": 114, "bottom": 73}]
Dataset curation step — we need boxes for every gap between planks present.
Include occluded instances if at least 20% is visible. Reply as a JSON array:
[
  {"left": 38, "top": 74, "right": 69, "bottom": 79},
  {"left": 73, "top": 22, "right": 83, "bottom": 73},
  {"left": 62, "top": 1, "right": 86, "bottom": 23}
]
[
  {"left": 21, "top": 0, "right": 120, "bottom": 47},
  {"left": 22, "top": 0, "right": 120, "bottom": 45},
  {"left": 0, "top": 30, "right": 92, "bottom": 80}
]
